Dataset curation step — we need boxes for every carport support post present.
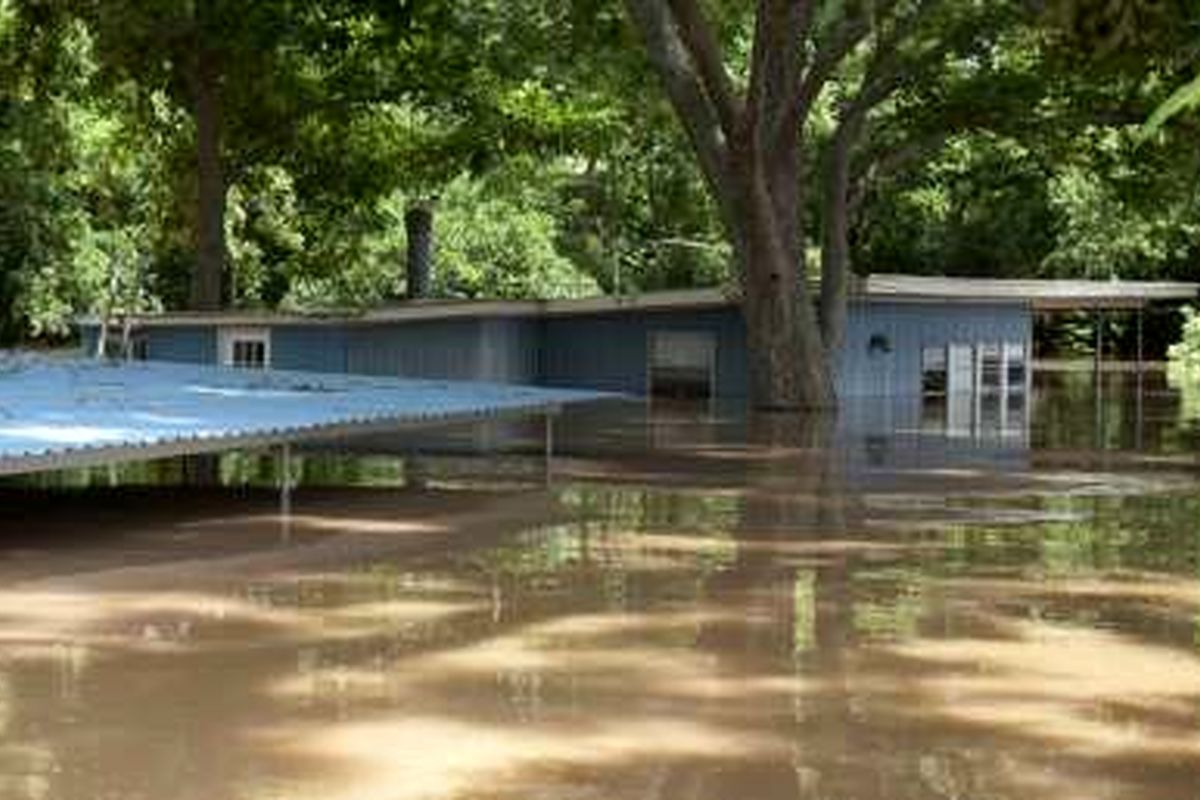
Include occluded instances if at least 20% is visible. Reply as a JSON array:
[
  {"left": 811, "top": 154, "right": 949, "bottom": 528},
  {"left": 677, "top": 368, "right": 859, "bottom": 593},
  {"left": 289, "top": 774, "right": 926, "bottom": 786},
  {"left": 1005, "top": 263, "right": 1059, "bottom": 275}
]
[
  {"left": 1136, "top": 306, "right": 1145, "bottom": 375},
  {"left": 1094, "top": 309, "right": 1105, "bottom": 449},
  {"left": 543, "top": 409, "right": 556, "bottom": 486},
  {"left": 1136, "top": 306, "right": 1145, "bottom": 450},
  {"left": 279, "top": 442, "right": 293, "bottom": 543}
]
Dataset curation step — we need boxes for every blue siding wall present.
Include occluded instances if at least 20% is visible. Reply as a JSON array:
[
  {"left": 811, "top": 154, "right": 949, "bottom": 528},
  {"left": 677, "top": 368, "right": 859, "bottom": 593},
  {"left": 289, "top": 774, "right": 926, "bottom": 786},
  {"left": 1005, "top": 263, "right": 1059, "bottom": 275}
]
[
  {"left": 343, "top": 319, "right": 477, "bottom": 379},
  {"left": 79, "top": 326, "right": 99, "bottom": 357},
  {"left": 77, "top": 324, "right": 214, "bottom": 363},
  {"left": 80, "top": 299, "right": 1031, "bottom": 399},
  {"left": 346, "top": 319, "right": 485, "bottom": 379},
  {"left": 343, "top": 317, "right": 543, "bottom": 383},
  {"left": 146, "top": 327, "right": 216, "bottom": 364},
  {"left": 540, "top": 308, "right": 748, "bottom": 396},
  {"left": 479, "top": 318, "right": 541, "bottom": 383},
  {"left": 273, "top": 326, "right": 349, "bottom": 373},
  {"left": 541, "top": 301, "right": 1029, "bottom": 398},
  {"left": 839, "top": 301, "right": 1032, "bottom": 397}
]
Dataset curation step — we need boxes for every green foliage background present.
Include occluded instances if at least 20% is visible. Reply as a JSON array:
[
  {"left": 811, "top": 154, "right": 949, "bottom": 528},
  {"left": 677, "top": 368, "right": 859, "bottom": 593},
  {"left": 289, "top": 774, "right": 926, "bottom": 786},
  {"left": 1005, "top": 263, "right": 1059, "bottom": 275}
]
[{"left": 1, "top": 0, "right": 1199, "bottom": 349}]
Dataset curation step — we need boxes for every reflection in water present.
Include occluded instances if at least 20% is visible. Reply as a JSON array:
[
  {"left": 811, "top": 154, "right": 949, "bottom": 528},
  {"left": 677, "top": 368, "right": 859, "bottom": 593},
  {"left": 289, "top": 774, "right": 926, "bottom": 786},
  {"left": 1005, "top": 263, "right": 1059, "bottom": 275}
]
[{"left": 0, "top": 376, "right": 1199, "bottom": 798}]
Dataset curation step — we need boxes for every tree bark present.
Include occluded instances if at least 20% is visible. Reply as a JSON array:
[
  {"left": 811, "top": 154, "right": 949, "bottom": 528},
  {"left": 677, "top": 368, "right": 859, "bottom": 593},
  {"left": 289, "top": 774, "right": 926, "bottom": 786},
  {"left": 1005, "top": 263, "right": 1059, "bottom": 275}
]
[
  {"left": 731, "top": 141, "right": 834, "bottom": 411},
  {"left": 191, "top": 40, "right": 225, "bottom": 311}
]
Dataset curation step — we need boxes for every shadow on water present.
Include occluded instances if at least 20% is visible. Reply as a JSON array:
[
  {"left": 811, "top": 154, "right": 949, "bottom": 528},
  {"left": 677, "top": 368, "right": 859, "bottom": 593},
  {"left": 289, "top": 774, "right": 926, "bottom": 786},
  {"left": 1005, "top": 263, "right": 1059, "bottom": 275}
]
[{"left": 1, "top": 372, "right": 1200, "bottom": 798}]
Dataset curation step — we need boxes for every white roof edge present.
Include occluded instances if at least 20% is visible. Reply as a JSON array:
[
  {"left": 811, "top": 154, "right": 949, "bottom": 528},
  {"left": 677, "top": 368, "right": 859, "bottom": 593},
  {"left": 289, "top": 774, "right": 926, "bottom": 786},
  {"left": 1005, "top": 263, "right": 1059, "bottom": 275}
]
[
  {"left": 865, "top": 274, "right": 1200, "bottom": 303},
  {"left": 78, "top": 290, "right": 737, "bottom": 328},
  {"left": 77, "top": 275, "right": 1199, "bottom": 328},
  {"left": 543, "top": 288, "right": 733, "bottom": 315}
]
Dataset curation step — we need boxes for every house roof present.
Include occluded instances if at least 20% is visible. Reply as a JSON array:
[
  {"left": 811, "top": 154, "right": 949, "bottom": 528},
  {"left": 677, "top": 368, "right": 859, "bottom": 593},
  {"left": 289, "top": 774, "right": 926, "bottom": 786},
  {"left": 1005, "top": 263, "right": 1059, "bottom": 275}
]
[
  {"left": 863, "top": 274, "right": 1200, "bottom": 310},
  {"left": 0, "top": 357, "right": 606, "bottom": 477},
  {"left": 87, "top": 274, "right": 1199, "bottom": 329}
]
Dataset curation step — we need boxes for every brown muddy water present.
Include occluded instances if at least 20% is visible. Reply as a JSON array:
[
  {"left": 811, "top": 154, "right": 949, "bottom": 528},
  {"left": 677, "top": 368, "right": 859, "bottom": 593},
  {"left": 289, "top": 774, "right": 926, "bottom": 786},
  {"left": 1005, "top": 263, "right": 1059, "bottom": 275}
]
[{"left": 2, "top": 373, "right": 1200, "bottom": 799}]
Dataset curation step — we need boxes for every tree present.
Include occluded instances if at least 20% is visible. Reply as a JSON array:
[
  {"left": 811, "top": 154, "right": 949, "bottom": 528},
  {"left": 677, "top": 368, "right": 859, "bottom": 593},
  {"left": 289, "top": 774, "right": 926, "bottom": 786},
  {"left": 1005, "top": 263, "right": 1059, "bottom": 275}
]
[
  {"left": 622, "top": 0, "right": 833, "bottom": 410},
  {"left": 621, "top": 0, "right": 1039, "bottom": 409},
  {"left": 21, "top": 0, "right": 388, "bottom": 311},
  {"left": 816, "top": 2, "right": 1034, "bottom": 354}
]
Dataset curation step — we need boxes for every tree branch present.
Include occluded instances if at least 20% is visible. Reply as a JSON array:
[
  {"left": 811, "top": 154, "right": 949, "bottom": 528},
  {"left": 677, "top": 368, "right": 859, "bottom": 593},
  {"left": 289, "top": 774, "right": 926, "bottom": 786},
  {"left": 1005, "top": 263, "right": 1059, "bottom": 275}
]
[
  {"left": 667, "top": 0, "right": 743, "bottom": 138},
  {"left": 793, "top": 13, "right": 873, "bottom": 116},
  {"left": 835, "top": 0, "right": 948, "bottom": 138},
  {"left": 849, "top": 130, "right": 947, "bottom": 218},
  {"left": 623, "top": 0, "right": 734, "bottom": 228},
  {"left": 752, "top": 0, "right": 820, "bottom": 139}
]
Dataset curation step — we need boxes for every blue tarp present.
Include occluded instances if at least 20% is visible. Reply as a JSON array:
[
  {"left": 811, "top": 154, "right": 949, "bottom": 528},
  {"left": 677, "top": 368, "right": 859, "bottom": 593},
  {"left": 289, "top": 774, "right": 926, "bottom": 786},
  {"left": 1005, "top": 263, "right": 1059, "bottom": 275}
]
[{"left": 0, "top": 356, "right": 607, "bottom": 472}]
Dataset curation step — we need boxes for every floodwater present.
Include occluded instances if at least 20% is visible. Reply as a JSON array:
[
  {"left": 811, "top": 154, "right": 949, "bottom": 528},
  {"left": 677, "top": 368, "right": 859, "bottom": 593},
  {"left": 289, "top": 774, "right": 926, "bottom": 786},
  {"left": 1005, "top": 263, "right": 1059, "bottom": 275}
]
[{"left": 2, "top": 371, "right": 1200, "bottom": 799}]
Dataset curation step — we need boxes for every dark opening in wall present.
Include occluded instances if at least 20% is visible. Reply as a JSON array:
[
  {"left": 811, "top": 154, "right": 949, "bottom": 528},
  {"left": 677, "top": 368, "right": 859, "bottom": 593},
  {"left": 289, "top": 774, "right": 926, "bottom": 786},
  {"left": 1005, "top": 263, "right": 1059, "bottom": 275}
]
[{"left": 648, "top": 331, "right": 715, "bottom": 402}]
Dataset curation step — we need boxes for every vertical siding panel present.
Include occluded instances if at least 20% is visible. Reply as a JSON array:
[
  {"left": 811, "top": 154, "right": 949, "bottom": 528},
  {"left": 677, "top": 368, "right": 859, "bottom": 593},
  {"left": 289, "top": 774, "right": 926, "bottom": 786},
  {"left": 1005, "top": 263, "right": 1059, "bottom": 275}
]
[
  {"left": 272, "top": 326, "right": 349, "bottom": 373},
  {"left": 147, "top": 327, "right": 217, "bottom": 364},
  {"left": 78, "top": 326, "right": 99, "bottom": 357},
  {"left": 346, "top": 319, "right": 485, "bottom": 380}
]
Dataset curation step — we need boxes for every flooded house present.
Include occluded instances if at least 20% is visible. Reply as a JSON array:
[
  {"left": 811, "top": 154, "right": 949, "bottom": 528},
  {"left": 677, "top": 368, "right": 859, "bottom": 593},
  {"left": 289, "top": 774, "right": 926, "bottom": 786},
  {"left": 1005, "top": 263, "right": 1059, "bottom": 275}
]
[{"left": 80, "top": 275, "right": 1195, "bottom": 414}]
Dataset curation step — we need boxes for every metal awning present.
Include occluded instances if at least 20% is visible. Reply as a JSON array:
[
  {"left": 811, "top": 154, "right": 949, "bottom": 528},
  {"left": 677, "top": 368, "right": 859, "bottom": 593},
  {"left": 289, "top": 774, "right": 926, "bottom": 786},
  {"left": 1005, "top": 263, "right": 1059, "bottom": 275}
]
[
  {"left": 0, "top": 357, "right": 607, "bottom": 477},
  {"left": 863, "top": 274, "right": 1200, "bottom": 310}
]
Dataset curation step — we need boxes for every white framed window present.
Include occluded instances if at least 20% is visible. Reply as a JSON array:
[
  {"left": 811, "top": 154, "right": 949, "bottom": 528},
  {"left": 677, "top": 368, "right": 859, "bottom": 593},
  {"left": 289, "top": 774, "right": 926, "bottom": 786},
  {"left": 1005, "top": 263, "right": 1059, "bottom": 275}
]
[
  {"left": 1003, "top": 342, "right": 1028, "bottom": 393},
  {"left": 947, "top": 343, "right": 974, "bottom": 395},
  {"left": 978, "top": 343, "right": 1003, "bottom": 394},
  {"left": 219, "top": 327, "right": 271, "bottom": 369},
  {"left": 921, "top": 345, "right": 948, "bottom": 396}
]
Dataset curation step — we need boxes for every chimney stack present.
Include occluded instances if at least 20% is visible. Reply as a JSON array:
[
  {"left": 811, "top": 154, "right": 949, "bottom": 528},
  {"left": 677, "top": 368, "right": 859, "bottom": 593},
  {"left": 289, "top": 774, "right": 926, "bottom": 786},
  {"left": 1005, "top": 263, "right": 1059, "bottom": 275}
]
[{"left": 405, "top": 201, "right": 434, "bottom": 300}]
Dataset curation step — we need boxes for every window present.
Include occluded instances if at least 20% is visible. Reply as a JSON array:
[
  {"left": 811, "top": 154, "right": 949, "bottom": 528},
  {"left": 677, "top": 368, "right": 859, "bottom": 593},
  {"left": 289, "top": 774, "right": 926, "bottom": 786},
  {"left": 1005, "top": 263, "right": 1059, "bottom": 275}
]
[
  {"left": 648, "top": 331, "right": 715, "bottom": 401},
  {"left": 924, "top": 340, "right": 1031, "bottom": 440},
  {"left": 219, "top": 327, "right": 271, "bottom": 369},
  {"left": 232, "top": 339, "right": 266, "bottom": 368},
  {"left": 979, "top": 343, "right": 1002, "bottom": 393},
  {"left": 921, "top": 346, "right": 947, "bottom": 395},
  {"left": 947, "top": 344, "right": 974, "bottom": 395},
  {"left": 1004, "top": 342, "right": 1027, "bottom": 392}
]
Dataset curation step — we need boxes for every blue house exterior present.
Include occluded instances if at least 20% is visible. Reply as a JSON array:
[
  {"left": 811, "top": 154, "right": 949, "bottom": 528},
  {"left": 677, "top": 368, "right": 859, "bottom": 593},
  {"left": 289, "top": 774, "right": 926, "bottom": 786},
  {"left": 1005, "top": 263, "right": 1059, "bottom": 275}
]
[{"left": 80, "top": 284, "right": 1035, "bottom": 401}]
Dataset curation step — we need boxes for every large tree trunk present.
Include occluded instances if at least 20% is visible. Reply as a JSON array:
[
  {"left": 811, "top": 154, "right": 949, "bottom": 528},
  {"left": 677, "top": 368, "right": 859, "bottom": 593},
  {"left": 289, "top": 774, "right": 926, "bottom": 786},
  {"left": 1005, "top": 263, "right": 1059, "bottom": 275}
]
[
  {"left": 729, "top": 128, "right": 834, "bottom": 411},
  {"left": 191, "top": 41, "right": 225, "bottom": 311},
  {"left": 741, "top": 275, "right": 835, "bottom": 411},
  {"left": 735, "top": 200, "right": 835, "bottom": 410}
]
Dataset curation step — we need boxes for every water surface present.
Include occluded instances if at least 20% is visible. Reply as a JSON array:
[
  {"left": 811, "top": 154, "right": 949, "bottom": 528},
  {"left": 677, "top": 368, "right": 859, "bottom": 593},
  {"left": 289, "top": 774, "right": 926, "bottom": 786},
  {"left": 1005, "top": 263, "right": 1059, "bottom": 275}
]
[{"left": 1, "top": 373, "right": 1200, "bottom": 799}]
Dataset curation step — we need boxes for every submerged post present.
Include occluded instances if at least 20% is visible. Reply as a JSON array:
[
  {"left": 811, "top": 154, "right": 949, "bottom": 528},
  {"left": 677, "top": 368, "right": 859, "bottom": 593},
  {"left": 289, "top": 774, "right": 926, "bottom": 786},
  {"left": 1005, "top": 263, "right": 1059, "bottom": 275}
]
[
  {"left": 279, "top": 442, "right": 293, "bottom": 543},
  {"left": 543, "top": 409, "right": 556, "bottom": 487},
  {"left": 1136, "top": 306, "right": 1145, "bottom": 375},
  {"left": 1136, "top": 306, "right": 1145, "bottom": 451},
  {"left": 1094, "top": 309, "right": 1105, "bottom": 449}
]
